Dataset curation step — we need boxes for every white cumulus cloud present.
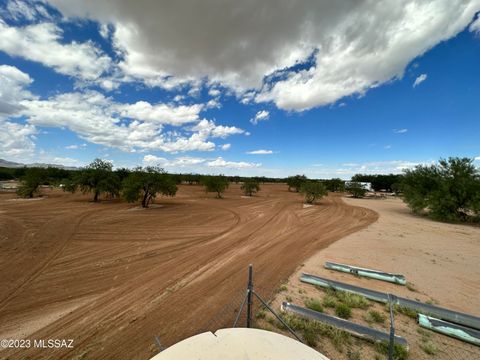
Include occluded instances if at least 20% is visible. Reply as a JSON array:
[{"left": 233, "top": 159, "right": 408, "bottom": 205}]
[
  {"left": 250, "top": 110, "right": 270, "bottom": 125},
  {"left": 0, "top": 70, "right": 244, "bottom": 154},
  {"left": 143, "top": 154, "right": 261, "bottom": 171},
  {"left": 21, "top": 91, "right": 238, "bottom": 153},
  {"left": 45, "top": 0, "right": 480, "bottom": 110},
  {"left": 0, "top": 64, "right": 37, "bottom": 160},
  {"left": 4, "top": 0, "right": 52, "bottom": 21},
  {"left": 118, "top": 101, "right": 204, "bottom": 126},
  {"left": 0, "top": 20, "right": 111, "bottom": 81},
  {"left": 207, "top": 157, "right": 261, "bottom": 169},
  {"left": 308, "top": 160, "right": 431, "bottom": 179},
  {"left": 246, "top": 149, "right": 274, "bottom": 155},
  {"left": 0, "top": 64, "right": 34, "bottom": 115},
  {"left": 143, "top": 155, "right": 206, "bottom": 167},
  {"left": 0, "top": 119, "right": 36, "bottom": 160},
  {"left": 191, "top": 119, "right": 244, "bottom": 139},
  {"left": 413, "top": 74, "right": 428, "bottom": 87},
  {"left": 469, "top": 15, "right": 480, "bottom": 33},
  {"left": 65, "top": 143, "right": 87, "bottom": 150}
]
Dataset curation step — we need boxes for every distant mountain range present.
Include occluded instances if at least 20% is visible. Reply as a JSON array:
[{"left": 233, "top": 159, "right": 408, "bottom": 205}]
[{"left": 0, "top": 158, "right": 79, "bottom": 170}]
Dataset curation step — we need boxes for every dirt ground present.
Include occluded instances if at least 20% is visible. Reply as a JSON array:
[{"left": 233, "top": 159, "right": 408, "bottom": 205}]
[
  {"left": 270, "top": 196, "right": 480, "bottom": 359},
  {"left": 0, "top": 184, "right": 376, "bottom": 360}
]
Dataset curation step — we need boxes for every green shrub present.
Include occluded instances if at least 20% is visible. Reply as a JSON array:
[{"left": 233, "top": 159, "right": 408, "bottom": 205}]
[
  {"left": 279, "top": 313, "right": 352, "bottom": 352},
  {"left": 363, "top": 310, "right": 386, "bottom": 324},
  {"left": 347, "top": 349, "right": 361, "bottom": 360},
  {"left": 346, "top": 182, "right": 367, "bottom": 198},
  {"left": 336, "top": 291, "right": 370, "bottom": 309},
  {"left": 395, "top": 305, "right": 417, "bottom": 319},
  {"left": 255, "top": 310, "right": 266, "bottom": 319},
  {"left": 303, "top": 327, "right": 318, "bottom": 347},
  {"left": 323, "top": 294, "right": 337, "bottom": 308},
  {"left": 325, "top": 325, "right": 352, "bottom": 352},
  {"left": 406, "top": 282, "right": 417, "bottom": 292},
  {"left": 401, "top": 157, "right": 480, "bottom": 222},
  {"left": 335, "top": 303, "right": 352, "bottom": 319},
  {"left": 419, "top": 341, "right": 438, "bottom": 355},
  {"left": 375, "top": 341, "right": 409, "bottom": 360},
  {"left": 305, "top": 298, "right": 324, "bottom": 313}
]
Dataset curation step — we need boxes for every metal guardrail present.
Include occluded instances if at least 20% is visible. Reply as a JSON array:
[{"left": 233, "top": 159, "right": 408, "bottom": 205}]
[
  {"left": 324, "top": 261, "right": 406, "bottom": 285},
  {"left": 418, "top": 314, "right": 480, "bottom": 346},
  {"left": 281, "top": 302, "right": 408, "bottom": 347},
  {"left": 300, "top": 273, "right": 480, "bottom": 331}
]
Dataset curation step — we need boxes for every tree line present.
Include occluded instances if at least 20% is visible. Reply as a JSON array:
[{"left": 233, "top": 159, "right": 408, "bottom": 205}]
[
  {"left": 285, "top": 157, "right": 480, "bottom": 222},
  {"left": 11, "top": 159, "right": 264, "bottom": 207},
  {"left": 7, "top": 157, "right": 480, "bottom": 222},
  {"left": 350, "top": 173, "right": 403, "bottom": 192},
  {"left": 350, "top": 158, "right": 480, "bottom": 222},
  {"left": 286, "top": 175, "right": 366, "bottom": 200}
]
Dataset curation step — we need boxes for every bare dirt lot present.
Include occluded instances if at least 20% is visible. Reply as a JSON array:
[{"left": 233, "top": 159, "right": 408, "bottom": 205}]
[
  {"left": 270, "top": 196, "right": 480, "bottom": 359},
  {"left": 0, "top": 184, "right": 376, "bottom": 359}
]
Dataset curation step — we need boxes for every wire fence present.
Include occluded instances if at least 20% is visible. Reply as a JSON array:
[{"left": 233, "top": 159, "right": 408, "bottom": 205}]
[
  {"left": 197, "top": 265, "right": 480, "bottom": 360},
  {"left": 199, "top": 288, "right": 249, "bottom": 332},
  {"left": 199, "top": 266, "right": 283, "bottom": 333}
]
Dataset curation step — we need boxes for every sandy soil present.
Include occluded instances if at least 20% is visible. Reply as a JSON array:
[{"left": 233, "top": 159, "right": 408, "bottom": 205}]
[
  {"left": 271, "top": 196, "right": 480, "bottom": 359},
  {"left": 0, "top": 184, "right": 376, "bottom": 360},
  {"left": 297, "top": 196, "right": 480, "bottom": 313}
]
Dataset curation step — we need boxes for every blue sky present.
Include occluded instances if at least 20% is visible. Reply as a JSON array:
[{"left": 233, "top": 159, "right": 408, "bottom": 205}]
[{"left": 0, "top": 1, "right": 479, "bottom": 178}]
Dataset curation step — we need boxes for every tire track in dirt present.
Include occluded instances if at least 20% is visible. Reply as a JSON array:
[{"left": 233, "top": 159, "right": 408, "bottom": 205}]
[
  {"left": 0, "top": 185, "right": 378, "bottom": 360},
  {"left": 0, "top": 208, "right": 105, "bottom": 312}
]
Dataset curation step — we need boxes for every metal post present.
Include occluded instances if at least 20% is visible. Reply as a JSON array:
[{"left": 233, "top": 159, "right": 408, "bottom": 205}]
[
  {"left": 253, "top": 291, "right": 304, "bottom": 343},
  {"left": 233, "top": 290, "right": 248, "bottom": 328},
  {"left": 246, "top": 264, "right": 253, "bottom": 328},
  {"left": 388, "top": 294, "right": 396, "bottom": 360},
  {"left": 154, "top": 336, "right": 165, "bottom": 352}
]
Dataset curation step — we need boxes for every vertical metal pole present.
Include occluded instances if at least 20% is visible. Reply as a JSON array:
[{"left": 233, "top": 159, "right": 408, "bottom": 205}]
[
  {"left": 388, "top": 294, "right": 396, "bottom": 360},
  {"left": 246, "top": 264, "right": 253, "bottom": 328},
  {"left": 154, "top": 336, "right": 165, "bottom": 352}
]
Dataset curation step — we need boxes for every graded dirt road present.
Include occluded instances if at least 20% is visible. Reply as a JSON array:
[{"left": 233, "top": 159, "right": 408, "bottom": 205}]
[{"left": 0, "top": 184, "right": 376, "bottom": 359}]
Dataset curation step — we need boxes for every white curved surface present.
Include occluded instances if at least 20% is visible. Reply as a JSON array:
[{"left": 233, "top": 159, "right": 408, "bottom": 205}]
[{"left": 150, "top": 328, "right": 329, "bottom": 360}]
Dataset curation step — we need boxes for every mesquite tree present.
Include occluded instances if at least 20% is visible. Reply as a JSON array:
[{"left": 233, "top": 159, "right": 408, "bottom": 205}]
[
  {"left": 401, "top": 157, "right": 480, "bottom": 221},
  {"left": 16, "top": 168, "right": 45, "bottom": 198},
  {"left": 202, "top": 175, "right": 229, "bottom": 198},
  {"left": 122, "top": 167, "right": 177, "bottom": 208},
  {"left": 300, "top": 181, "right": 327, "bottom": 204},
  {"left": 72, "top": 159, "right": 120, "bottom": 202},
  {"left": 286, "top": 175, "right": 307, "bottom": 192},
  {"left": 241, "top": 179, "right": 260, "bottom": 196},
  {"left": 346, "top": 182, "right": 367, "bottom": 198}
]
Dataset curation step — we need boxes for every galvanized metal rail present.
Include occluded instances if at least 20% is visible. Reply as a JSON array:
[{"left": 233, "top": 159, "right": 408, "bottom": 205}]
[
  {"left": 281, "top": 302, "right": 408, "bottom": 347},
  {"left": 300, "top": 273, "right": 480, "bottom": 331},
  {"left": 324, "top": 261, "right": 406, "bottom": 285},
  {"left": 418, "top": 314, "right": 480, "bottom": 346}
]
